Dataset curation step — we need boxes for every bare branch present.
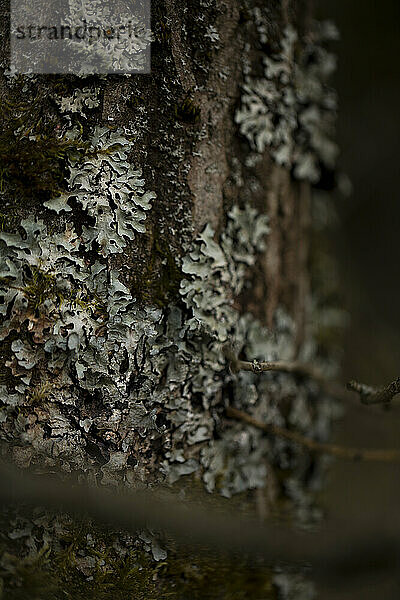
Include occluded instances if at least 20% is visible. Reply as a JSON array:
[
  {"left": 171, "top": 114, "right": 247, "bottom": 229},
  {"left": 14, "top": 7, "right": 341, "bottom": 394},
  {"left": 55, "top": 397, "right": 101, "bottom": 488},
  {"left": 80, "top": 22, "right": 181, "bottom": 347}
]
[
  {"left": 223, "top": 346, "right": 321, "bottom": 379},
  {"left": 347, "top": 377, "right": 400, "bottom": 405},
  {"left": 223, "top": 346, "right": 356, "bottom": 405},
  {"left": 226, "top": 406, "right": 400, "bottom": 463}
]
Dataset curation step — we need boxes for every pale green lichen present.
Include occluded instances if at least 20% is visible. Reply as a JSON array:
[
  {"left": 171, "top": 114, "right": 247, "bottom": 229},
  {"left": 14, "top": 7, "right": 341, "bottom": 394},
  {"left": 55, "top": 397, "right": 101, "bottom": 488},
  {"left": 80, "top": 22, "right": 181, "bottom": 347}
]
[
  {"left": 55, "top": 87, "right": 101, "bottom": 114},
  {"left": 0, "top": 70, "right": 339, "bottom": 537},
  {"left": 236, "top": 19, "right": 338, "bottom": 183},
  {"left": 44, "top": 126, "right": 155, "bottom": 255},
  {"left": 0, "top": 199, "right": 269, "bottom": 491},
  {"left": 0, "top": 196, "right": 338, "bottom": 514},
  {"left": 1, "top": 6, "right": 341, "bottom": 552}
]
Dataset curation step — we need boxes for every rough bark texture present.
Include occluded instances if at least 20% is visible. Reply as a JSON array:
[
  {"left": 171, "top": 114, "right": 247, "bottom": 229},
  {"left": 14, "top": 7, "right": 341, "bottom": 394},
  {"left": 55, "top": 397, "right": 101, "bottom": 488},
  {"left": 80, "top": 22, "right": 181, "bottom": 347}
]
[{"left": 0, "top": 0, "right": 339, "bottom": 597}]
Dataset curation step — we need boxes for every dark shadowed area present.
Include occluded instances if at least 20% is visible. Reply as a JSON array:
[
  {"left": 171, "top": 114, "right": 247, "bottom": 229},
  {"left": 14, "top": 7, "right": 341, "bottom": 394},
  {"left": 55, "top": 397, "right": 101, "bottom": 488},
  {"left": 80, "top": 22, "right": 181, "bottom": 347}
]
[{"left": 317, "top": 1, "right": 400, "bottom": 598}]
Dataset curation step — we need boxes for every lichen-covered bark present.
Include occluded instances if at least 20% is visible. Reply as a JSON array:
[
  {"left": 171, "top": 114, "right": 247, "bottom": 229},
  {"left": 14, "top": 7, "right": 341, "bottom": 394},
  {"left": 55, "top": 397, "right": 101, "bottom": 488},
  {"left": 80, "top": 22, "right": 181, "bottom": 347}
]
[{"left": 0, "top": 0, "right": 340, "bottom": 597}]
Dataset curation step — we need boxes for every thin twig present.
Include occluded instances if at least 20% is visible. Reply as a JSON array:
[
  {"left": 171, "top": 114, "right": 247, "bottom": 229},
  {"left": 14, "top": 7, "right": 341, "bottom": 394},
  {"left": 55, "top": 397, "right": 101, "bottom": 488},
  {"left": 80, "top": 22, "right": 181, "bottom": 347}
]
[
  {"left": 347, "top": 377, "right": 400, "bottom": 405},
  {"left": 226, "top": 405, "right": 400, "bottom": 463},
  {"left": 223, "top": 346, "right": 355, "bottom": 405},
  {"left": 223, "top": 346, "right": 321, "bottom": 379}
]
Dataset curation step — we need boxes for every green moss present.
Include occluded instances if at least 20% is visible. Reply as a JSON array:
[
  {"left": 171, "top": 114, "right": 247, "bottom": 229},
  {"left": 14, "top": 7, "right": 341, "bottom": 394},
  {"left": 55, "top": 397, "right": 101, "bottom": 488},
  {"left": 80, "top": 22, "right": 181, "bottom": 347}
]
[
  {"left": 1, "top": 538, "right": 276, "bottom": 600},
  {"left": 22, "top": 265, "right": 62, "bottom": 311},
  {"left": 174, "top": 97, "right": 201, "bottom": 124},
  {"left": 0, "top": 212, "right": 20, "bottom": 233},
  {"left": 0, "top": 96, "right": 87, "bottom": 202},
  {"left": 155, "top": 22, "right": 171, "bottom": 44},
  {"left": 1, "top": 262, "right": 106, "bottom": 318},
  {"left": 126, "top": 95, "right": 145, "bottom": 110},
  {"left": 0, "top": 500, "right": 278, "bottom": 600},
  {"left": 0, "top": 548, "right": 58, "bottom": 600},
  {"left": 27, "top": 381, "right": 52, "bottom": 404},
  {"left": 159, "top": 551, "right": 276, "bottom": 600},
  {"left": 1, "top": 550, "right": 160, "bottom": 600},
  {"left": 0, "top": 93, "right": 98, "bottom": 204},
  {"left": 0, "top": 516, "right": 159, "bottom": 600}
]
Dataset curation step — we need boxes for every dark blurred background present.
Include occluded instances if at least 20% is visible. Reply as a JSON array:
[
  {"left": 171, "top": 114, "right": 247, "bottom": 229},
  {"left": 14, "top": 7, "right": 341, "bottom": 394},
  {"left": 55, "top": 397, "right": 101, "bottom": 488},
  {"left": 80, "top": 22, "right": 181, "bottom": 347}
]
[
  {"left": 316, "top": 1, "right": 400, "bottom": 598},
  {"left": 322, "top": 0, "right": 400, "bottom": 383}
]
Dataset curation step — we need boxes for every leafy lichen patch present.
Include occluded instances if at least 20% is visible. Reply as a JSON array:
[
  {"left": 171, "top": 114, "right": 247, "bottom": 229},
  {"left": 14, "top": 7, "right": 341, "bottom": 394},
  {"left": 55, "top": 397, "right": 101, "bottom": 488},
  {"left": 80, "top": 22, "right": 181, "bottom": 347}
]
[
  {"left": 0, "top": 192, "right": 337, "bottom": 520},
  {"left": 235, "top": 18, "right": 338, "bottom": 184}
]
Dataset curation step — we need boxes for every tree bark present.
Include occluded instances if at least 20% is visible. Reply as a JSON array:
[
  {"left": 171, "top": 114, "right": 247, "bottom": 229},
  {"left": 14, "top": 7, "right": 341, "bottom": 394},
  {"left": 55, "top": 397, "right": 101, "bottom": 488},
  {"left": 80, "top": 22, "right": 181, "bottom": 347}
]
[{"left": 0, "top": 0, "right": 339, "bottom": 595}]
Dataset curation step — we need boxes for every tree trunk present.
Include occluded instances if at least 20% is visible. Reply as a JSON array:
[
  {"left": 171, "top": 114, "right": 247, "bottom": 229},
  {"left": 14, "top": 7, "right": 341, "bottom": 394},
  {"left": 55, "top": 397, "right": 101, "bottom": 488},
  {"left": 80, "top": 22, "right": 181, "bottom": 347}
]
[{"left": 0, "top": 0, "right": 339, "bottom": 596}]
